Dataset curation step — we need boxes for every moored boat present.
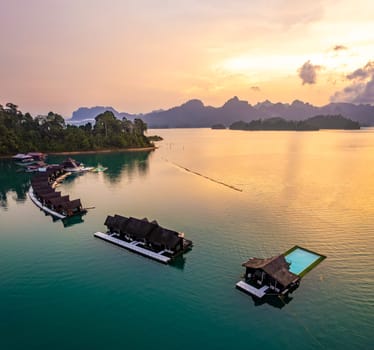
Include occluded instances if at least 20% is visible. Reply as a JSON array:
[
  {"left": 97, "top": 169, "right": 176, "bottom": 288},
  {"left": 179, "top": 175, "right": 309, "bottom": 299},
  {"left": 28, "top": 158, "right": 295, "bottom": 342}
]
[
  {"left": 12, "top": 152, "right": 47, "bottom": 166},
  {"left": 92, "top": 164, "right": 108, "bottom": 173},
  {"left": 27, "top": 152, "right": 47, "bottom": 161},
  {"left": 61, "top": 157, "right": 93, "bottom": 172},
  {"left": 12, "top": 153, "right": 36, "bottom": 166},
  {"left": 25, "top": 161, "right": 48, "bottom": 172}
]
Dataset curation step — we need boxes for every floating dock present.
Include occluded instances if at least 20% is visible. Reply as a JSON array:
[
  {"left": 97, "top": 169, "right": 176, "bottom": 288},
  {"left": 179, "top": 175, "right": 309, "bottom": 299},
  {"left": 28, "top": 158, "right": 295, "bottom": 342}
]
[
  {"left": 236, "top": 281, "right": 269, "bottom": 298},
  {"left": 28, "top": 187, "right": 66, "bottom": 219},
  {"left": 94, "top": 232, "right": 171, "bottom": 264}
]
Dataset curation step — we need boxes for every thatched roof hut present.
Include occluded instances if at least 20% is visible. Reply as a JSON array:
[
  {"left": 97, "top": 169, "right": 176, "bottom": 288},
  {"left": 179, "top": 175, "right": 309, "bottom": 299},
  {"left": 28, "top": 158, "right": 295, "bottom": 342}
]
[
  {"left": 63, "top": 199, "right": 82, "bottom": 210},
  {"left": 48, "top": 195, "right": 70, "bottom": 207},
  {"left": 242, "top": 255, "right": 299, "bottom": 287},
  {"left": 34, "top": 188, "right": 55, "bottom": 197},
  {"left": 40, "top": 191, "right": 61, "bottom": 199},
  {"left": 104, "top": 215, "right": 115, "bottom": 228},
  {"left": 124, "top": 217, "right": 157, "bottom": 240},
  {"left": 148, "top": 226, "right": 182, "bottom": 250}
]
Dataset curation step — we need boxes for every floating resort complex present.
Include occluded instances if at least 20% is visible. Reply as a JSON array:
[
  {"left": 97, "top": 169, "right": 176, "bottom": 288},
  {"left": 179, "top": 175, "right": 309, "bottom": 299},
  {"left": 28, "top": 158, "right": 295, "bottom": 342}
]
[
  {"left": 94, "top": 214, "right": 193, "bottom": 263},
  {"left": 236, "top": 246, "right": 326, "bottom": 298},
  {"left": 16, "top": 151, "right": 326, "bottom": 301}
]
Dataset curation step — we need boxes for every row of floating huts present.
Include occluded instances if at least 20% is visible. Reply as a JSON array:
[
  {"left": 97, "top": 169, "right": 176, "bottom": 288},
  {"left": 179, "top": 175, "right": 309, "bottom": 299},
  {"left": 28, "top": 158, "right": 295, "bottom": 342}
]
[
  {"left": 94, "top": 215, "right": 193, "bottom": 263},
  {"left": 28, "top": 165, "right": 86, "bottom": 219}
]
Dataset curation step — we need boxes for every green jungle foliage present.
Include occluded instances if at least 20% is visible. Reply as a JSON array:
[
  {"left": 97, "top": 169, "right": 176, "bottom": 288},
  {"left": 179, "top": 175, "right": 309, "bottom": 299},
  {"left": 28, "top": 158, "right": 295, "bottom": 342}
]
[{"left": 0, "top": 103, "right": 152, "bottom": 155}]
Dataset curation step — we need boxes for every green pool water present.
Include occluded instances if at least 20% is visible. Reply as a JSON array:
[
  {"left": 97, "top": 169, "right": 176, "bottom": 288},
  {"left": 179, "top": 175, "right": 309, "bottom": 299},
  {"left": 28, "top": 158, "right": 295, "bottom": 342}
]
[{"left": 285, "top": 247, "right": 325, "bottom": 276}]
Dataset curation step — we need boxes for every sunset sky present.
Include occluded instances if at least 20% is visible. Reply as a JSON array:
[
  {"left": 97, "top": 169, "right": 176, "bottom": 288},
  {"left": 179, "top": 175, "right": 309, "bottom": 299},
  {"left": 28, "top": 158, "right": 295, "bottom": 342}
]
[{"left": 1, "top": 0, "right": 373, "bottom": 116}]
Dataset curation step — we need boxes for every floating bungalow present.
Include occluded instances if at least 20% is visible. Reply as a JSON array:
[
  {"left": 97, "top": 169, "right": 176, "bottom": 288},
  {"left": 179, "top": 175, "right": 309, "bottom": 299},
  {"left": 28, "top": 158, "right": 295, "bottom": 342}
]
[
  {"left": 236, "top": 246, "right": 326, "bottom": 298},
  {"left": 94, "top": 214, "right": 193, "bottom": 264},
  {"left": 28, "top": 167, "right": 86, "bottom": 219}
]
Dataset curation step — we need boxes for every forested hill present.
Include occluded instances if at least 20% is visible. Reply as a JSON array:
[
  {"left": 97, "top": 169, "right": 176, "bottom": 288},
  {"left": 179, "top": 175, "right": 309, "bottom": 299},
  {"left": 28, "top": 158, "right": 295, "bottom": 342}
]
[
  {"left": 0, "top": 103, "right": 151, "bottom": 155},
  {"left": 229, "top": 115, "right": 361, "bottom": 131}
]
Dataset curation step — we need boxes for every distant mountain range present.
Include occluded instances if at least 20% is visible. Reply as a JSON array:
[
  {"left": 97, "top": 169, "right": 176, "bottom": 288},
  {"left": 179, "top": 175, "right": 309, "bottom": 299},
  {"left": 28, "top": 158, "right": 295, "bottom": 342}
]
[{"left": 67, "top": 97, "right": 374, "bottom": 127}]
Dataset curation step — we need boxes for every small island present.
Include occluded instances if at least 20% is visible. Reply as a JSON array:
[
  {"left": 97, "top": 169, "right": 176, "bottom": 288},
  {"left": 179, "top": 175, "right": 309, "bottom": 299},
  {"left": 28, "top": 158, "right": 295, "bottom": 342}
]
[
  {"left": 211, "top": 124, "right": 226, "bottom": 129},
  {"left": 0, "top": 103, "right": 156, "bottom": 156},
  {"left": 229, "top": 115, "right": 360, "bottom": 131}
]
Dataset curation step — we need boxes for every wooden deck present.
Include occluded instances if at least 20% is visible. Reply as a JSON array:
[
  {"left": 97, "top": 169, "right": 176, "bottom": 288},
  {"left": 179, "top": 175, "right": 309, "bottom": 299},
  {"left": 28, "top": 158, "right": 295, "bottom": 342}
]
[
  {"left": 236, "top": 281, "right": 269, "bottom": 298},
  {"left": 94, "top": 232, "right": 171, "bottom": 264}
]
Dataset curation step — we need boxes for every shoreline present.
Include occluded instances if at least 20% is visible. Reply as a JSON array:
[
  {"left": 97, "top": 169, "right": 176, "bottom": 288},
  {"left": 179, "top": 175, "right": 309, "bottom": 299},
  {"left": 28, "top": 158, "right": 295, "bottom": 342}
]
[{"left": 0, "top": 146, "right": 157, "bottom": 159}]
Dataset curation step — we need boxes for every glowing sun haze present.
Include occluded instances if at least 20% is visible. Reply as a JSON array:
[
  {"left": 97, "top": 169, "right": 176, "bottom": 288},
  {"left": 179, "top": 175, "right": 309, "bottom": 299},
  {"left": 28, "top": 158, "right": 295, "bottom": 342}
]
[{"left": 1, "top": 0, "right": 373, "bottom": 116}]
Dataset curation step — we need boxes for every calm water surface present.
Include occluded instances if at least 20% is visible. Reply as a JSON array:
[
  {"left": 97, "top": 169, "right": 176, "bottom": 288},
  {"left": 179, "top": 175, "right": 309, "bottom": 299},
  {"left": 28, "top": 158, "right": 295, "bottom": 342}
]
[{"left": 1, "top": 129, "right": 373, "bottom": 349}]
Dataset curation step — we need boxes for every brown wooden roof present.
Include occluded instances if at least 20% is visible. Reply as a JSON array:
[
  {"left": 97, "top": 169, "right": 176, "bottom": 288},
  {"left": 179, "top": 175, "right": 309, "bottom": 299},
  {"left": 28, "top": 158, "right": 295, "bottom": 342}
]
[
  {"left": 242, "top": 255, "right": 299, "bottom": 286},
  {"left": 104, "top": 215, "right": 115, "bottom": 227},
  {"left": 33, "top": 185, "right": 52, "bottom": 192},
  {"left": 41, "top": 192, "right": 61, "bottom": 199},
  {"left": 148, "top": 226, "right": 181, "bottom": 249},
  {"left": 49, "top": 195, "right": 70, "bottom": 206},
  {"left": 63, "top": 199, "right": 82, "bottom": 209},
  {"left": 35, "top": 188, "right": 55, "bottom": 197},
  {"left": 125, "top": 217, "right": 157, "bottom": 239}
]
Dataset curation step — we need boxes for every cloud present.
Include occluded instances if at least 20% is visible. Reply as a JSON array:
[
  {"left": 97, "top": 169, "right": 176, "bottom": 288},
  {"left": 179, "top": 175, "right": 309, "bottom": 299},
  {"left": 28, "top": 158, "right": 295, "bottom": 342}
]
[
  {"left": 331, "top": 61, "right": 374, "bottom": 104},
  {"left": 250, "top": 86, "right": 261, "bottom": 92},
  {"left": 333, "top": 45, "right": 348, "bottom": 51},
  {"left": 297, "top": 60, "right": 322, "bottom": 85},
  {"left": 353, "top": 78, "right": 374, "bottom": 103},
  {"left": 346, "top": 61, "right": 374, "bottom": 80}
]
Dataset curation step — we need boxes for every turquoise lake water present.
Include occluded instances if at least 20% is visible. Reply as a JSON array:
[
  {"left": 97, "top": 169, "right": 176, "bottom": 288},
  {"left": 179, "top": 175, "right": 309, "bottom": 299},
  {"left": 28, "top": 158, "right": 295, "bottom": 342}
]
[
  {"left": 285, "top": 248, "right": 322, "bottom": 275},
  {"left": 0, "top": 128, "right": 373, "bottom": 349}
]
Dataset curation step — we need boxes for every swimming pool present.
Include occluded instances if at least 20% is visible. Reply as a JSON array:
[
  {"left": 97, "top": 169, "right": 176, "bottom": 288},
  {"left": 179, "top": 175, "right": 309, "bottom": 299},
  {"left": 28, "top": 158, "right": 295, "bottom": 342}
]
[{"left": 285, "top": 246, "right": 325, "bottom": 276}]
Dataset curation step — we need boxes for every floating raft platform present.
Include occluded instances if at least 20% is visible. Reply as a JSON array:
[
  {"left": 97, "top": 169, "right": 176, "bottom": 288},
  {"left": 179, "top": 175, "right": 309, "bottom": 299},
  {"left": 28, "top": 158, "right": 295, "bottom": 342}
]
[
  {"left": 95, "top": 214, "right": 193, "bottom": 264},
  {"left": 28, "top": 187, "right": 66, "bottom": 219},
  {"left": 94, "top": 232, "right": 171, "bottom": 264},
  {"left": 236, "top": 281, "right": 269, "bottom": 298}
]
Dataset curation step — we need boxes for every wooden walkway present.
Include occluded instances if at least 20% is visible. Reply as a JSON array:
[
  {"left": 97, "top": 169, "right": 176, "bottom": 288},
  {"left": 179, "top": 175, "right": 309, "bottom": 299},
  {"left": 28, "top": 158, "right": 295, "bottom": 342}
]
[
  {"left": 236, "top": 281, "right": 269, "bottom": 298},
  {"left": 94, "top": 232, "right": 171, "bottom": 264}
]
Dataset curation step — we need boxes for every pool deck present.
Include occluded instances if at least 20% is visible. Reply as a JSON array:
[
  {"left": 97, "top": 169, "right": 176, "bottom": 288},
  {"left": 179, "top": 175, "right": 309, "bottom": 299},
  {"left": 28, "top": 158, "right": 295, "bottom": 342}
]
[{"left": 94, "top": 232, "right": 171, "bottom": 264}]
